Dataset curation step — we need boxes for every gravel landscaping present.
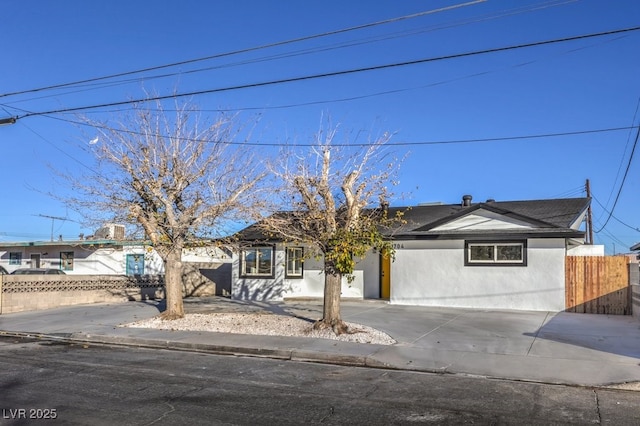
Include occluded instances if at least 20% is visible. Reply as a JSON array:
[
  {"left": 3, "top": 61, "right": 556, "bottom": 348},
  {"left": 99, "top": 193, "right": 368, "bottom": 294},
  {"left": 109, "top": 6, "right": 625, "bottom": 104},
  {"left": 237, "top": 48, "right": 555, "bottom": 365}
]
[{"left": 126, "top": 312, "right": 396, "bottom": 345}]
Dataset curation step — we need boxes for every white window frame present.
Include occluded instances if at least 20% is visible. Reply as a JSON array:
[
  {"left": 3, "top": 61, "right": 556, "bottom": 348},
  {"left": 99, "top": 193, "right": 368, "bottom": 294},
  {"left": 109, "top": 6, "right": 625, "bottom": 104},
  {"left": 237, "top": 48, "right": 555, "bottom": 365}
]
[
  {"left": 60, "top": 251, "right": 74, "bottom": 271},
  {"left": 240, "top": 246, "right": 275, "bottom": 277},
  {"left": 9, "top": 252, "right": 22, "bottom": 265},
  {"left": 465, "top": 241, "right": 527, "bottom": 266},
  {"left": 285, "top": 247, "right": 304, "bottom": 278}
]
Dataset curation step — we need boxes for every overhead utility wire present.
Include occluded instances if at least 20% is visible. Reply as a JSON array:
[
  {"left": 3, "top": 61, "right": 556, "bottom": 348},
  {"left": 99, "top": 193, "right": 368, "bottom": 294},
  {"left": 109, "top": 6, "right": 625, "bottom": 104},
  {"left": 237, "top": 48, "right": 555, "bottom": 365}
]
[
  {"left": 593, "top": 117, "right": 640, "bottom": 233},
  {"left": 603, "top": 97, "right": 640, "bottom": 211},
  {"left": 3, "top": 1, "right": 570, "bottom": 106},
  {"left": 0, "top": 0, "right": 485, "bottom": 99},
  {"left": 551, "top": 185, "right": 585, "bottom": 199},
  {"left": 18, "top": 121, "right": 96, "bottom": 173},
  {"left": 591, "top": 193, "right": 640, "bottom": 233},
  {"left": 51, "top": 112, "right": 638, "bottom": 147},
  {"left": 16, "top": 25, "right": 640, "bottom": 121},
  {"left": 65, "top": 32, "right": 616, "bottom": 117},
  {"left": 598, "top": 227, "right": 631, "bottom": 251},
  {"left": 391, "top": 126, "right": 640, "bottom": 146},
  {"left": 5, "top": 2, "right": 576, "bottom": 111},
  {"left": 59, "top": 28, "right": 612, "bottom": 118}
]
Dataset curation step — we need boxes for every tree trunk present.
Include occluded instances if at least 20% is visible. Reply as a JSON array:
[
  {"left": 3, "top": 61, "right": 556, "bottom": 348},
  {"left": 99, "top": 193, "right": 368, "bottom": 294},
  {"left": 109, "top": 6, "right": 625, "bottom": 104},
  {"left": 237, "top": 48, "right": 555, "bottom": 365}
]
[
  {"left": 317, "top": 270, "right": 348, "bottom": 335},
  {"left": 160, "top": 248, "right": 185, "bottom": 320}
]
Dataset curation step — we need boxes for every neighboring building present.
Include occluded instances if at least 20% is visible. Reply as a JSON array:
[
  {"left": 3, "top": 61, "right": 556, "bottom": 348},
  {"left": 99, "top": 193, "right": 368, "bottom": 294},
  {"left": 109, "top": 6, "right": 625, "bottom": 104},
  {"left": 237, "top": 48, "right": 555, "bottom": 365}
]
[
  {"left": 0, "top": 231, "right": 232, "bottom": 278},
  {"left": 0, "top": 237, "right": 233, "bottom": 297},
  {"left": 0, "top": 239, "right": 163, "bottom": 275},
  {"left": 231, "top": 196, "right": 598, "bottom": 311}
]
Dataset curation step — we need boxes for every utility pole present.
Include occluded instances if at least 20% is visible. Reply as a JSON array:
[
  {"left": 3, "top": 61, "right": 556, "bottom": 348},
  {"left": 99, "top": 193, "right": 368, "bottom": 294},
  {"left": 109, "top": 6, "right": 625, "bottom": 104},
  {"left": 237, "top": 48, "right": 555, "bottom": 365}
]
[
  {"left": 585, "top": 179, "right": 594, "bottom": 245},
  {"left": 35, "top": 214, "right": 68, "bottom": 241}
]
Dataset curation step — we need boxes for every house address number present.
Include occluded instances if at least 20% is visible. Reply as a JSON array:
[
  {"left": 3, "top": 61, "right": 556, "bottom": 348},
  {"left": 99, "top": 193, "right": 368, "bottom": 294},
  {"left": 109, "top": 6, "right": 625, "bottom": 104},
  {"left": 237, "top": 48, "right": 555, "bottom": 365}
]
[{"left": 392, "top": 243, "right": 404, "bottom": 249}]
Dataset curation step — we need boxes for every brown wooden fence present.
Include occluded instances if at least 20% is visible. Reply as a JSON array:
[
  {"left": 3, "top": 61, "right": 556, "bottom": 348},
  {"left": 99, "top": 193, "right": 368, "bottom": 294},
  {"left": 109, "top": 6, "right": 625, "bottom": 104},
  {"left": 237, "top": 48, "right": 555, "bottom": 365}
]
[{"left": 565, "top": 256, "right": 630, "bottom": 315}]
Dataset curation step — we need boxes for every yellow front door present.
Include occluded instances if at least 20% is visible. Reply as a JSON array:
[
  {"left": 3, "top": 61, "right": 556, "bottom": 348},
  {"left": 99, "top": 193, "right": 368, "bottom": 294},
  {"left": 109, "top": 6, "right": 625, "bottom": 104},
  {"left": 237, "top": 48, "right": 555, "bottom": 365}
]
[{"left": 380, "top": 252, "right": 391, "bottom": 299}]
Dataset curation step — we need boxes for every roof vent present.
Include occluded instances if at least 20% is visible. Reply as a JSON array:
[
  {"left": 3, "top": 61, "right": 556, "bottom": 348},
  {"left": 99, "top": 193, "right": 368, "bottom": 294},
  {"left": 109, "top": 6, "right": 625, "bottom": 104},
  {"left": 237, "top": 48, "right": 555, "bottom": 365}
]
[
  {"left": 462, "top": 195, "right": 472, "bottom": 207},
  {"left": 486, "top": 198, "right": 495, "bottom": 203}
]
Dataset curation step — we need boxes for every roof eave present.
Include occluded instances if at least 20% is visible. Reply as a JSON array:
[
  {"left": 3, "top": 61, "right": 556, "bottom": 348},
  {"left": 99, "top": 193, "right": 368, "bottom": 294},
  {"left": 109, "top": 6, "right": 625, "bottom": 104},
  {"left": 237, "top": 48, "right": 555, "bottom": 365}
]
[
  {"left": 389, "top": 229, "right": 585, "bottom": 241},
  {"left": 0, "top": 239, "right": 147, "bottom": 248},
  {"left": 414, "top": 203, "right": 561, "bottom": 232}
]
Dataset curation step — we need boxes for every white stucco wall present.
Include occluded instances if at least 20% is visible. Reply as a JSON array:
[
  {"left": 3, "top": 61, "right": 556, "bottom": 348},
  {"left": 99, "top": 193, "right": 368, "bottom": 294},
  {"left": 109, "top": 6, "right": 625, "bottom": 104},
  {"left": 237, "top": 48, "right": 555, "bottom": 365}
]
[
  {"left": 359, "top": 249, "right": 381, "bottom": 299},
  {"left": 283, "top": 254, "right": 324, "bottom": 298},
  {"left": 567, "top": 244, "right": 605, "bottom": 256},
  {"left": 283, "top": 249, "right": 365, "bottom": 299},
  {"left": 0, "top": 244, "right": 216, "bottom": 275},
  {"left": 231, "top": 244, "right": 365, "bottom": 301},
  {"left": 390, "top": 238, "right": 567, "bottom": 311},
  {"left": 73, "top": 247, "right": 127, "bottom": 274},
  {"left": 182, "top": 246, "right": 232, "bottom": 262},
  {"left": 0, "top": 246, "right": 132, "bottom": 275}
]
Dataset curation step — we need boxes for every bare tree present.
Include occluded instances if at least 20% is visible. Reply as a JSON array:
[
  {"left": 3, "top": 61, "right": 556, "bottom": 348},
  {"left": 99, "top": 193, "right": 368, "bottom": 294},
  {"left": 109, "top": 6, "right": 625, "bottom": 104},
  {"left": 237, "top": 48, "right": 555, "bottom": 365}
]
[
  {"left": 59, "top": 100, "right": 265, "bottom": 319},
  {"left": 258, "top": 124, "right": 403, "bottom": 334}
]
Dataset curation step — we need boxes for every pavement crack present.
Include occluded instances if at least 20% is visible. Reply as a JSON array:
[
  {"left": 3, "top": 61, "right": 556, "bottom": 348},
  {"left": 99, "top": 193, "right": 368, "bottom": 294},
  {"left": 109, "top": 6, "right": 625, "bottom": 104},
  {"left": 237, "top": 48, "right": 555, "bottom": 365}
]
[
  {"left": 145, "top": 400, "right": 176, "bottom": 425},
  {"left": 593, "top": 390, "right": 602, "bottom": 424},
  {"left": 342, "top": 305, "right": 385, "bottom": 319},
  {"left": 364, "top": 383, "right": 380, "bottom": 399},
  {"left": 526, "top": 311, "right": 551, "bottom": 356},
  {"left": 144, "top": 386, "right": 204, "bottom": 425},
  {"left": 319, "top": 406, "right": 335, "bottom": 423},
  {"left": 409, "top": 312, "right": 467, "bottom": 344}
]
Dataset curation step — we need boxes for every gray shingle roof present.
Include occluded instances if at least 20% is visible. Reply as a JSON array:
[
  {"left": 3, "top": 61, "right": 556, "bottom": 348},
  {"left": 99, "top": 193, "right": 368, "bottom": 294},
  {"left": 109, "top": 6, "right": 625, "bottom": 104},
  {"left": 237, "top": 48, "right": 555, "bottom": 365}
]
[
  {"left": 237, "top": 197, "right": 590, "bottom": 241},
  {"left": 388, "top": 197, "right": 589, "bottom": 239}
]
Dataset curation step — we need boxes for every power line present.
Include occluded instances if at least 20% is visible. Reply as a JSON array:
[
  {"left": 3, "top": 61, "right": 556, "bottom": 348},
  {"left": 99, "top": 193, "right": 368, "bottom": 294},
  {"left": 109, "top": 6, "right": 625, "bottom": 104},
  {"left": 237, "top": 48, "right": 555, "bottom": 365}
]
[
  {"left": 603, "top": 97, "right": 640, "bottom": 211},
  {"left": 18, "top": 121, "right": 96, "bottom": 173},
  {"left": 401, "top": 126, "right": 639, "bottom": 146},
  {"left": 14, "top": 25, "right": 640, "bottom": 121},
  {"left": 48, "top": 113, "right": 639, "bottom": 147},
  {"left": 0, "top": 1, "right": 486, "bottom": 100},
  {"left": 551, "top": 185, "right": 585, "bottom": 199},
  {"left": 591, "top": 193, "right": 640, "bottom": 233},
  {"left": 53, "top": 36, "right": 590, "bottom": 118},
  {"left": 597, "top": 227, "right": 631, "bottom": 253},
  {"left": 2, "top": 1, "right": 575, "bottom": 108},
  {"left": 594, "top": 108, "right": 640, "bottom": 233}
]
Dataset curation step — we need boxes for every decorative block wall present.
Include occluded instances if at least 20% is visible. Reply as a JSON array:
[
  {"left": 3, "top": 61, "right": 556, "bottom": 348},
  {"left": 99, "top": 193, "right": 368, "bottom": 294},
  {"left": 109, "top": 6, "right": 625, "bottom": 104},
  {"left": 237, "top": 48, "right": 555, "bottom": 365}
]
[{"left": 0, "top": 275, "right": 164, "bottom": 314}]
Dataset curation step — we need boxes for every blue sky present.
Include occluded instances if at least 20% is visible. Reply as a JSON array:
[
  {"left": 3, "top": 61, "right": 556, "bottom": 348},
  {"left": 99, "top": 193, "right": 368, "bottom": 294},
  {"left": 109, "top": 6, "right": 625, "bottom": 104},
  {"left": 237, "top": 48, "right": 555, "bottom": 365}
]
[{"left": 1, "top": 0, "right": 639, "bottom": 253}]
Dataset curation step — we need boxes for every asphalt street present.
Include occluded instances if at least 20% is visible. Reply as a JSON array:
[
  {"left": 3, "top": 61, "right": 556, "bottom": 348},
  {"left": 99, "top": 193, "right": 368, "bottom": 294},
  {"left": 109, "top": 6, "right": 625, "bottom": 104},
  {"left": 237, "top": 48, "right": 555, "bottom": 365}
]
[
  {"left": 1, "top": 336, "right": 639, "bottom": 425},
  {"left": 1, "top": 298, "right": 639, "bottom": 387}
]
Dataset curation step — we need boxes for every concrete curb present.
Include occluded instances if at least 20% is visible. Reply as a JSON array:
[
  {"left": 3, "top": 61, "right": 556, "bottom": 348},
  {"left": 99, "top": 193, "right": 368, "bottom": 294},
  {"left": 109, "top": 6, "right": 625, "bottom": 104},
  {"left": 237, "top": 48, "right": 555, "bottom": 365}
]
[
  {"left": 3, "top": 329, "right": 640, "bottom": 391},
  {"left": 0, "top": 329, "right": 419, "bottom": 373},
  {"left": 69, "top": 333, "right": 295, "bottom": 360}
]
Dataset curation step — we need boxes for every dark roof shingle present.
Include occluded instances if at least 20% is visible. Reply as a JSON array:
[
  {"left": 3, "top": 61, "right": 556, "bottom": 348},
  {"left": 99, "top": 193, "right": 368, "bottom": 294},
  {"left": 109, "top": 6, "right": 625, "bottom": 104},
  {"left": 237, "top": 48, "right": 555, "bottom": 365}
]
[
  {"left": 237, "top": 197, "right": 590, "bottom": 241},
  {"left": 388, "top": 197, "right": 589, "bottom": 238}
]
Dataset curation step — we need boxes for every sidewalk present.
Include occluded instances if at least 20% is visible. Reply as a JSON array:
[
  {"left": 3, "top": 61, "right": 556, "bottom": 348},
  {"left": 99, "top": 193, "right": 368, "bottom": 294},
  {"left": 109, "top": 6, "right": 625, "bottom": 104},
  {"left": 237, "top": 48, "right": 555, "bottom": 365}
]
[{"left": 1, "top": 297, "right": 639, "bottom": 388}]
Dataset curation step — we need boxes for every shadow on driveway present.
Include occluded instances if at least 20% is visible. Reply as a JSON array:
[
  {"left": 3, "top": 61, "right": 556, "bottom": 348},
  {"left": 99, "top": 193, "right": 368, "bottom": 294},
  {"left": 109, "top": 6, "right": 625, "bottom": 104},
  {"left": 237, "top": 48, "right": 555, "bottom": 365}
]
[{"left": 524, "top": 312, "right": 640, "bottom": 360}]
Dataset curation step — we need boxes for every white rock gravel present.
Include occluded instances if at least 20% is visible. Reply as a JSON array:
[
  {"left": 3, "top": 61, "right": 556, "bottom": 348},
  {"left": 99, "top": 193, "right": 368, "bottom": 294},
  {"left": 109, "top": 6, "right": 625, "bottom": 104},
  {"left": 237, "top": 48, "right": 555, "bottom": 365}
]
[{"left": 125, "top": 312, "right": 396, "bottom": 345}]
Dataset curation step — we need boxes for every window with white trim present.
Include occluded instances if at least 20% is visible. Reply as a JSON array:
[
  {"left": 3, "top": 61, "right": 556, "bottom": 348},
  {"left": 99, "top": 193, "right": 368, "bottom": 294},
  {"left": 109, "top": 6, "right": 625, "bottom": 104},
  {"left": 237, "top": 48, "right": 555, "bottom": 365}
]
[
  {"left": 240, "top": 246, "right": 274, "bottom": 277},
  {"left": 60, "top": 251, "right": 74, "bottom": 271},
  {"left": 285, "top": 247, "right": 304, "bottom": 278},
  {"left": 465, "top": 241, "right": 526, "bottom": 266},
  {"left": 9, "top": 252, "right": 22, "bottom": 265}
]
